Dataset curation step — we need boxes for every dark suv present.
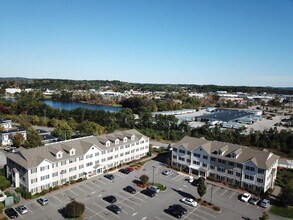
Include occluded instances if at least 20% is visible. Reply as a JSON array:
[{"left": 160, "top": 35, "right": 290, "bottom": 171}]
[
  {"left": 103, "top": 195, "right": 117, "bottom": 203},
  {"left": 169, "top": 204, "right": 187, "bottom": 214},
  {"left": 104, "top": 174, "right": 114, "bottom": 180},
  {"left": 5, "top": 208, "right": 19, "bottom": 219},
  {"left": 141, "top": 189, "right": 156, "bottom": 197},
  {"left": 124, "top": 185, "right": 136, "bottom": 194},
  {"left": 164, "top": 207, "right": 183, "bottom": 219}
]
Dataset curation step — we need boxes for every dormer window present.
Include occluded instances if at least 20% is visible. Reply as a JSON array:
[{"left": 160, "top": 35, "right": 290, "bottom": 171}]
[
  {"left": 230, "top": 153, "right": 236, "bottom": 158},
  {"left": 57, "top": 152, "right": 63, "bottom": 159},
  {"left": 131, "top": 135, "right": 135, "bottom": 141},
  {"left": 123, "top": 137, "right": 127, "bottom": 142},
  {"left": 106, "top": 141, "right": 111, "bottom": 147},
  {"left": 218, "top": 150, "right": 222, "bottom": 155},
  {"left": 70, "top": 149, "right": 76, "bottom": 156},
  {"left": 115, "top": 139, "right": 119, "bottom": 145}
]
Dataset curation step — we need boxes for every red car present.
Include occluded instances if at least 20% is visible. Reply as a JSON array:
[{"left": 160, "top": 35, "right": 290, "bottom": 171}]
[{"left": 127, "top": 167, "right": 134, "bottom": 172}]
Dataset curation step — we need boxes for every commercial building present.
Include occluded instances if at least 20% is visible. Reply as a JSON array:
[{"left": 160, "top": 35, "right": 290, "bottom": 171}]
[
  {"left": 6, "top": 129, "right": 149, "bottom": 194},
  {"left": 172, "top": 136, "right": 279, "bottom": 193}
]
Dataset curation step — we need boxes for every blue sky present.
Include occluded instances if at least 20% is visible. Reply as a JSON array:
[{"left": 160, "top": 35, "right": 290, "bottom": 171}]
[{"left": 0, "top": 0, "right": 292, "bottom": 87}]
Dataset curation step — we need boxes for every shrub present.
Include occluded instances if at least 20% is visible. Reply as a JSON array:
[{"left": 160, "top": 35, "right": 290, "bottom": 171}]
[
  {"left": 76, "top": 178, "right": 83, "bottom": 183},
  {"left": 0, "top": 202, "right": 5, "bottom": 213},
  {"left": 53, "top": 185, "right": 61, "bottom": 191},
  {"left": 0, "top": 176, "right": 11, "bottom": 191},
  {"left": 65, "top": 200, "right": 85, "bottom": 218},
  {"left": 212, "top": 206, "right": 220, "bottom": 211},
  {"left": 140, "top": 175, "right": 149, "bottom": 185},
  {"left": 15, "top": 187, "right": 24, "bottom": 196},
  {"left": 4, "top": 191, "right": 12, "bottom": 196},
  {"left": 23, "top": 192, "right": 32, "bottom": 199},
  {"left": 40, "top": 189, "right": 49, "bottom": 195}
]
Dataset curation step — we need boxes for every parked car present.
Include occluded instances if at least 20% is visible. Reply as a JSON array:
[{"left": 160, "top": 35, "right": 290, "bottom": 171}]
[
  {"left": 5, "top": 208, "right": 18, "bottom": 219},
  {"left": 119, "top": 168, "right": 131, "bottom": 174},
  {"left": 141, "top": 189, "right": 156, "bottom": 197},
  {"left": 104, "top": 174, "right": 114, "bottom": 180},
  {"left": 148, "top": 185, "right": 160, "bottom": 193},
  {"left": 187, "top": 176, "right": 194, "bottom": 183},
  {"left": 240, "top": 193, "right": 252, "bottom": 203},
  {"left": 180, "top": 197, "right": 197, "bottom": 207},
  {"left": 103, "top": 195, "right": 117, "bottom": 203},
  {"left": 126, "top": 167, "right": 134, "bottom": 172},
  {"left": 16, "top": 205, "right": 28, "bottom": 214},
  {"left": 123, "top": 185, "right": 136, "bottom": 194},
  {"left": 169, "top": 204, "right": 187, "bottom": 214},
  {"left": 164, "top": 207, "right": 183, "bottom": 219},
  {"left": 249, "top": 197, "right": 260, "bottom": 205},
  {"left": 107, "top": 204, "right": 122, "bottom": 214},
  {"left": 260, "top": 199, "right": 270, "bottom": 208},
  {"left": 37, "top": 197, "right": 48, "bottom": 206},
  {"left": 162, "top": 170, "right": 172, "bottom": 176}
]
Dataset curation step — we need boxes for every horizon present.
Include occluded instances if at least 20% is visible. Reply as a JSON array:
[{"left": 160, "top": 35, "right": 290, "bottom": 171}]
[{"left": 0, "top": 0, "right": 293, "bottom": 87}]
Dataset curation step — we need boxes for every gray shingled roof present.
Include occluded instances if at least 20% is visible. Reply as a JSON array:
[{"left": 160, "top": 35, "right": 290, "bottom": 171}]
[
  {"left": 174, "top": 136, "right": 279, "bottom": 169},
  {"left": 6, "top": 129, "right": 146, "bottom": 169}
]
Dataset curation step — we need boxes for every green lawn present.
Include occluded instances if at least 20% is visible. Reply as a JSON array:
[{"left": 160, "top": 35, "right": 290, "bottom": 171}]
[
  {"left": 270, "top": 205, "right": 293, "bottom": 219},
  {"left": 275, "top": 169, "right": 293, "bottom": 188}
]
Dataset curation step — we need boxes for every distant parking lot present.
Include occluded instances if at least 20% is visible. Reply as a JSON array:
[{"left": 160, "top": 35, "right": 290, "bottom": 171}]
[{"left": 7, "top": 159, "right": 278, "bottom": 220}]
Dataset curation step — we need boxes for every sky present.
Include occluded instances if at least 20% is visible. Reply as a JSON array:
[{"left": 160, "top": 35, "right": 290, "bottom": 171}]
[{"left": 0, "top": 0, "right": 292, "bottom": 87}]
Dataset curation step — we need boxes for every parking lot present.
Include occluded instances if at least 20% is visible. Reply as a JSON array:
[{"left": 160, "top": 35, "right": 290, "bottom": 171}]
[{"left": 8, "top": 159, "right": 279, "bottom": 220}]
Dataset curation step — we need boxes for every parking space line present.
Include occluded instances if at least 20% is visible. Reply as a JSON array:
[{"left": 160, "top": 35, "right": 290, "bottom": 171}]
[
  {"left": 120, "top": 201, "right": 135, "bottom": 210},
  {"left": 96, "top": 178, "right": 107, "bottom": 185},
  {"left": 77, "top": 185, "right": 88, "bottom": 193},
  {"left": 89, "top": 180, "right": 101, "bottom": 188},
  {"left": 87, "top": 181, "right": 101, "bottom": 189},
  {"left": 212, "top": 186, "right": 220, "bottom": 194},
  {"left": 93, "top": 202, "right": 104, "bottom": 209},
  {"left": 172, "top": 174, "right": 181, "bottom": 180},
  {"left": 34, "top": 201, "right": 44, "bottom": 210},
  {"left": 196, "top": 208, "right": 216, "bottom": 218},
  {"left": 207, "top": 185, "right": 211, "bottom": 190},
  {"left": 229, "top": 192, "right": 236, "bottom": 199},
  {"left": 86, "top": 207, "right": 108, "bottom": 220},
  {"left": 182, "top": 205, "right": 201, "bottom": 220},
  {"left": 69, "top": 189, "right": 80, "bottom": 196},
  {"left": 53, "top": 195, "right": 64, "bottom": 203},
  {"left": 17, "top": 213, "right": 24, "bottom": 219},
  {"left": 132, "top": 193, "right": 148, "bottom": 203},
  {"left": 220, "top": 189, "right": 227, "bottom": 197},
  {"left": 155, "top": 217, "right": 163, "bottom": 220},
  {"left": 83, "top": 183, "right": 95, "bottom": 191},
  {"left": 27, "top": 207, "right": 34, "bottom": 214},
  {"left": 49, "top": 202, "right": 56, "bottom": 207}
]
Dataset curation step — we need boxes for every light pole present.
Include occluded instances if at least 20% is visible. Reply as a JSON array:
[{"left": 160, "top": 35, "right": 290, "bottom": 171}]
[
  {"left": 152, "top": 166, "right": 155, "bottom": 185},
  {"left": 210, "top": 184, "right": 214, "bottom": 205}
]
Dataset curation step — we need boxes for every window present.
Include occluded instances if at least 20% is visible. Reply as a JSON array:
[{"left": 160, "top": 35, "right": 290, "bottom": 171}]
[
  {"left": 31, "top": 168, "right": 37, "bottom": 174},
  {"left": 193, "top": 160, "right": 200, "bottom": 165},
  {"left": 227, "top": 170, "right": 233, "bottom": 175},
  {"left": 258, "top": 169, "right": 264, "bottom": 174},
  {"left": 179, "top": 149, "right": 185, "bottom": 154},
  {"left": 187, "top": 151, "right": 191, "bottom": 155},
  {"left": 236, "top": 172, "right": 241, "bottom": 177},
  {"left": 244, "top": 174, "right": 254, "bottom": 181},
  {"left": 86, "top": 162, "right": 93, "bottom": 167},
  {"left": 218, "top": 159, "right": 226, "bottom": 164},
  {"left": 40, "top": 174, "right": 50, "bottom": 181},
  {"left": 61, "top": 160, "right": 67, "bottom": 166},
  {"left": 79, "top": 156, "right": 84, "bottom": 161},
  {"left": 187, "top": 159, "right": 191, "bottom": 163},
  {"left": 52, "top": 181, "right": 58, "bottom": 187},
  {"left": 69, "top": 167, "right": 77, "bottom": 172},
  {"left": 120, "top": 153, "right": 124, "bottom": 156},
  {"left": 95, "top": 152, "right": 99, "bottom": 156},
  {"left": 202, "top": 163, "right": 207, "bottom": 167},
  {"left": 211, "top": 157, "right": 216, "bottom": 162},
  {"left": 40, "top": 165, "right": 49, "bottom": 171},
  {"left": 107, "top": 156, "right": 113, "bottom": 160},
  {"left": 179, "top": 157, "right": 185, "bottom": 161},
  {"left": 217, "top": 167, "right": 225, "bottom": 172},
  {"left": 172, "top": 148, "right": 177, "bottom": 152},
  {"left": 210, "top": 165, "right": 215, "bottom": 170},
  {"left": 172, "top": 155, "right": 177, "bottom": 159},
  {"left": 31, "top": 178, "right": 38, "bottom": 184},
  {"left": 193, "top": 153, "right": 200, "bottom": 158},
  {"left": 69, "top": 158, "right": 76, "bottom": 163},
  {"left": 236, "top": 163, "right": 243, "bottom": 168},
  {"left": 228, "top": 161, "right": 234, "bottom": 166},
  {"left": 257, "top": 178, "right": 264, "bottom": 183},
  {"left": 86, "top": 154, "right": 93, "bottom": 159},
  {"left": 52, "top": 172, "right": 58, "bottom": 177},
  {"left": 95, "top": 160, "right": 100, "bottom": 164},
  {"left": 245, "top": 166, "right": 255, "bottom": 172},
  {"left": 79, "top": 164, "right": 84, "bottom": 169},
  {"left": 203, "top": 155, "right": 208, "bottom": 160}
]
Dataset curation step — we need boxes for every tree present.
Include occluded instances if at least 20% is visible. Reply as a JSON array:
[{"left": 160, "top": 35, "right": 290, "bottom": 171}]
[
  {"left": 78, "top": 120, "right": 104, "bottom": 136},
  {"left": 197, "top": 177, "right": 207, "bottom": 198},
  {"left": 24, "top": 130, "right": 43, "bottom": 148},
  {"left": 140, "top": 174, "right": 149, "bottom": 185},
  {"left": 11, "top": 133, "right": 25, "bottom": 148},
  {"left": 280, "top": 185, "right": 293, "bottom": 207},
  {"left": 65, "top": 200, "right": 85, "bottom": 218},
  {"left": 259, "top": 212, "right": 269, "bottom": 220},
  {"left": 51, "top": 121, "right": 73, "bottom": 140}
]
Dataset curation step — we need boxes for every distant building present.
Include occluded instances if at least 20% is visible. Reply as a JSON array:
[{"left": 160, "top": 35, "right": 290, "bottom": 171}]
[
  {"left": 172, "top": 136, "right": 279, "bottom": 193},
  {"left": 0, "top": 129, "right": 27, "bottom": 146},
  {"left": 0, "top": 120, "right": 12, "bottom": 130},
  {"left": 5, "top": 88, "right": 21, "bottom": 94}
]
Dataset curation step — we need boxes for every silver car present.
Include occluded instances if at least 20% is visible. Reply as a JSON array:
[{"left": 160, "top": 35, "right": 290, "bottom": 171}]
[{"left": 260, "top": 199, "right": 270, "bottom": 208}]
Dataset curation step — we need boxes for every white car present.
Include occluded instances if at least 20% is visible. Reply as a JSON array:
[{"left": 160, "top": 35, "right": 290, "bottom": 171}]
[
  {"left": 187, "top": 176, "right": 194, "bottom": 183},
  {"left": 240, "top": 193, "right": 252, "bottom": 202},
  {"left": 148, "top": 185, "right": 160, "bottom": 193},
  {"left": 180, "top": 197, "right": 197, "bottom": 207},
  {"left": 162, "top": 170, "right": 172, "bottom": 176},
  {"left": 260, "top": 199, "right": 270, "bottom": 208},
  {"left": 16, "top": 205, "right": 28, "bottom": 214},
  {"left": 37, "top": 197, "right": 48, "bottom": 206}
]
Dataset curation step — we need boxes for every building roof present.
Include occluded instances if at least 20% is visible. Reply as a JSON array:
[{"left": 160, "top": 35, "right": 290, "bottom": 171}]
[
  {"left": 173, "top": 136, "right": 279, "bottom": 169},
  {"left": 195, "top": 109, "right": 254, "bottom": 122},
  {"left": 6, "top": 129, "right": 147, "bottom": 169}
]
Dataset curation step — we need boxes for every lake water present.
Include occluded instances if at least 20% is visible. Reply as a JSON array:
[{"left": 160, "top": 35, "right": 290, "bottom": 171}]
[{"left": 42, "top": 100, "right": 121, "bottom": 112}]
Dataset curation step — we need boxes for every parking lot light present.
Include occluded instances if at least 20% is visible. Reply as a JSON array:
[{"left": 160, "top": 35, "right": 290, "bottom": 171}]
[{"left": 152, "top": 166, "right": 155, "bottom": 184}]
